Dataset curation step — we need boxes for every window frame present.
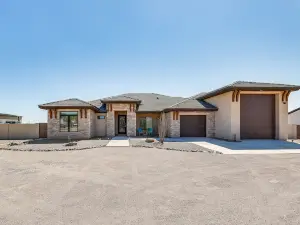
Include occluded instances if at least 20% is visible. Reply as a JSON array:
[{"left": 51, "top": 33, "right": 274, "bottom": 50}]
[{"left": 59, "top": 111, "right": 78, "bottom": 132}]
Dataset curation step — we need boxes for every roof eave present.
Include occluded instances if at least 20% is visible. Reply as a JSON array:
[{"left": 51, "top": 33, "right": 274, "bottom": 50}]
[
  {"left": 136, "top": 110, "right": 162, "bottom": 113},
  {"left": 163, "top": 108, "right": 218, "bottom": 113},
  {"left": 100, "top": 100, "right": 142, "bottom": 104},
  {"left": 199, "top": 86, "right": 300, "bottom": 100},
  {"left": 289, "top": 107, "right": 300, "bottom": 115},
  {"left": 38, "top": 105, "right": 102, "bottom": 112}
]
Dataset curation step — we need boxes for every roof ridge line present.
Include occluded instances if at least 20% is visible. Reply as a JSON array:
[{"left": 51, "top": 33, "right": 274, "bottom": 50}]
[
  {"left": 167, "top": 97, "right": 192, "bottom": 108},
  {"left": 122, "top": 95, "right": 141, "bottom": 101},
  {"left": 167, "top": 91, "right": 207, "bottom": 109},
  {"left": 75, "top": 98, "right": 99, "bottom": 108}
]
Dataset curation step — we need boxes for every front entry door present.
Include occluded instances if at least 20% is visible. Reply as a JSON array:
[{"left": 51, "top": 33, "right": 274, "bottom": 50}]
[{"left": 118, "top": 115, "right": 127, "bottom": 134}]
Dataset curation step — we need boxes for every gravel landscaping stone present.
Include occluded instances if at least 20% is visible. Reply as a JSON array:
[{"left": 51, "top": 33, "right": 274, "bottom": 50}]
[
  {"left": 129, "top": 139, "right": 221, "bottom": 154},
  {"left": 0, "top": 139, "right": 110, "bottom": 152}
]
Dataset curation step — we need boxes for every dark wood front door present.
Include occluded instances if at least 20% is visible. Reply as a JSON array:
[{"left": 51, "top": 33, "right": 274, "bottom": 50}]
[
  {"left": 180, "top": 115, "right": 206, "bottom": 137},
  {"left": 240, "top": 94, "right": 275, "bottom": 139},
  {"left": 118, "top": 115, "right": 127, "bottom": 134}
]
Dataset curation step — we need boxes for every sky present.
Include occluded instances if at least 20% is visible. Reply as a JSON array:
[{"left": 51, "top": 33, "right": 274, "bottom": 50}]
[{"left": 1, "top": 0, "right": 300, "bottom": 123}]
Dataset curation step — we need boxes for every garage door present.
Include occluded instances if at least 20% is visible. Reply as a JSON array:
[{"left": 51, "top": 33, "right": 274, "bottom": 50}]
[
  {"left": 240, "top": 94, "right": 275, "bottom": 139},
  {"left": 180, "top": 115, "right": 206, "bottom": 137},
  {"left": 297, "top": 125, "right": 300, "bottom": 139}
]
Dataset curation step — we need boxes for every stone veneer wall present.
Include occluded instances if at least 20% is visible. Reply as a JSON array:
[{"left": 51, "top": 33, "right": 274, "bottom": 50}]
[
  {"left": 127, "top": 112, "right": 136, "bottom": 136},
  {"left": 47, "top": 109, "right": 92, "bottom": 139},
  {"left": 106, "top": 103, "right": 137, "bottom": 137},
  {"left": 165, "top": 112, "right": 180, "bottom": 138},
  {"left": 206, "top": 112, "right": 216, "bottom": 137},
  {"left": 106, "top": 112, "right": 115, "bottom": 137},
  {"left": 166, "top": 111, "right": 216, "bottom": 138},
  {"left": 166, "top": 112, "right": 172, "bottom": 137}
]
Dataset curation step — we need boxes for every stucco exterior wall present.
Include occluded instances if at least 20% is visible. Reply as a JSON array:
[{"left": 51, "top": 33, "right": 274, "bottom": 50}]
[
  {"left": 206, "top": 92, "right": 233, "bottom": 140},
  {"left": 47, "top": 109, "right": 92, "bottom": 139},
  {"left": 206, "top": 91, "right": 289, "bottom": 141},
  {"left": 90, "top": 110, "right": 96, "bottom": 138},
  {"left": 275, "top": 92, "right": 288, "bottom": 140},
  {"left": 95, "top": 113, "right": 107, "bottom": 137},
  {"left": 289, "top": 110, "right": 300, "bottom": 125},
  {"left": 288, "top": 124, "right": 297, "bottom": 139},
  {"left": 0, "top": 124, "right": 39, "bottom": 139},
  {"left": 0, "top": 125, "right": 8, "bottom": 139}
]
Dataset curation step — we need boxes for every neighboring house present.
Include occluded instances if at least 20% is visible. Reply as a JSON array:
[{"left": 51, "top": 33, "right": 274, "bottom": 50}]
[
  {"left": 39, "top": 81, "right": 300, "bottom": 141},
  {"left": 0, "top": 113, "right": 22, "bottom": 124},
  {"left": 288, "top": 107, "right": 300, "bottom": 139}
]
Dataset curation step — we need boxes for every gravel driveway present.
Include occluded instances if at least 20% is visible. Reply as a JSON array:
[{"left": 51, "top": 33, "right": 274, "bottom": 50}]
[{"left": 1, "top": 147, "right": 300, "bottom": 224}]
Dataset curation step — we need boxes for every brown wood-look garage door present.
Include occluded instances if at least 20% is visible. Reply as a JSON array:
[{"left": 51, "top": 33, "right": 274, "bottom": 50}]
[
  {"left": 180, "top": 115, "right": 206, "bottom": 137},
  {"left": 240, "top": 94, "right": 275, "bottom": 139},
  {"left": 297, "top": 125, "right": 300, "bottom": 139}
]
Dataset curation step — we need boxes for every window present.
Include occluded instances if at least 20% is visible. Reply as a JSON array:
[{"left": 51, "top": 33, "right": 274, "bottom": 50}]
[
  {"left": 97, "top": 115, "right": 105, "bottom": 119},
  {"left": 139, "top": 117, "right": 153, "bottom": 133},
  {"left": 60, "top": 112, "right": 78, "bottom": 132},
  {"left": 6, "top": 121, "right": 17, "bottom": 124},
  {"left": 140, "top": 118, "right": 146, "bottom": 130}
]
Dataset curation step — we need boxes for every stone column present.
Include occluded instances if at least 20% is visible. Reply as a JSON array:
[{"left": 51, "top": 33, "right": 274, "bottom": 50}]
[
  {"left": 206, "top": 112, "right": 216, "bottom": 138},
  {"left": 106, "top": 112, "right": 115, "bottom": 137},
  {"left": 166, "top": 112, "right": 180, "bottom": 138},
  {"left": 127, "top": 112, "right": 136, "bottom": 136},
  {"left": 170, "top": 119, "right": 180, "bottom": 137}
]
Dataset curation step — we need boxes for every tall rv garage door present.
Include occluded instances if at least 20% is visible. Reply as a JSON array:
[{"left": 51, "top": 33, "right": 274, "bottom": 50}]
[
  {"left": 180, "top": 115, "right": 206, "bottom": 137},
  {"left": 240, "top": 94, "right": 275, "bottom": 139}
]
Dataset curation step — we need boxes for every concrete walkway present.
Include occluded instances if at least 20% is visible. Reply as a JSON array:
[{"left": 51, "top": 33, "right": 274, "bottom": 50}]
[
  {"left": 106, "top": 137, "right": 130, "bottom": 147},
  {"left": 191, "top": 141, "right": 233, "bottom": 154},
  {"left": 192, "top": 139, "right": 300, "bottom": 154}
]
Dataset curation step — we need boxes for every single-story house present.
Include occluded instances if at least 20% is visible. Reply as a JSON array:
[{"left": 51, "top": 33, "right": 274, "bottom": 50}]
[
  {"left": 0, "top": 113, "right": 22, "bottom": 124},
  {"left": 288, "top": 107, "right": 300, "bottom": 139},
  {"left": 39, "top": 81, "right": 300, "bottom": 141}
]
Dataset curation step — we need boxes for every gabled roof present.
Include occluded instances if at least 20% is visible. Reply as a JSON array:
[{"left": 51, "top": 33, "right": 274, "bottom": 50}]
[
  {"left": 124, "top": 93, "right": 184, "bottom": 112},
  {"left": 289, "top": 107, "right": 300, "bottom": 115},
  {"left": 163, "top": 92, "right": 217, "bottom": 112},
  {"left": 164, "top": 99, "right": 217, "bottom": 112},
  {"left": 39, "top": 98, "right": 100, "bottom": 111},
  {"left": 198, "top": 81, "right": 300, "bottom": 100},
  {"left": 88, "top": 99, "right": 107, "bottom": 112},
  {"left": 91, "top": 93, "right": 185, "bottom": 112}
]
